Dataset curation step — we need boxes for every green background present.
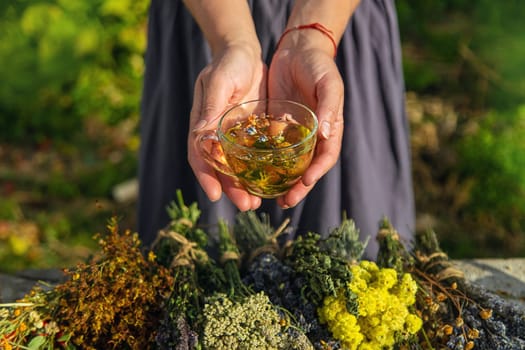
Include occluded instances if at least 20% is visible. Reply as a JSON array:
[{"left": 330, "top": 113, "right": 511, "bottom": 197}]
[{"left": 0, "top": 0, "right": 524, "bottom": 271}]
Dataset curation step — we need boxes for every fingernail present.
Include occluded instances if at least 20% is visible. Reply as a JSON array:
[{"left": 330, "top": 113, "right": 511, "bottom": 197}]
[
  {"left": 302, "top": 175, "right": 317, "bottom": 187},
  {"left": 192, "top": 119, "right": 207, "bottom": 132},
  {"left": 321, "top": 120, "right": 331, "bottom": 139}
]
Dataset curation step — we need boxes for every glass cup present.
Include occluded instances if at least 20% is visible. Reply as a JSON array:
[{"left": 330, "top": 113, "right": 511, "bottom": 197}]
[{"left": 196, "top": 99, "right": 318, "bottom": 198}]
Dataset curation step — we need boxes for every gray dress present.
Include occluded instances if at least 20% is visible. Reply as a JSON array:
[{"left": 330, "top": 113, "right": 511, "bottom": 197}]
[{"left": 139, "top": 0, "right": 415, "bottom": 259}]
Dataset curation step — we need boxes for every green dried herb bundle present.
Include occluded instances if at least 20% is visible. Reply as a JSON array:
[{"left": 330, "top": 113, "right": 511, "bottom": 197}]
[
  {"left": 153, "top": 190, "right": 209, "bottom": 268},
  {"left": 319, "top": 214, "right": 367, "bottom": 264},
  {"left": 233, "top": 211, "right": 285, "bottom": 263},
  {"left": 152, "top": 190, "right": 226, "bottom": 349},
  {"left": 217, "top": 219, "right": 251, "bottom": 298},
  {"left": 156, "top": 264, "right": 201, "bottom": 349},
  {"left": 151, "top": 207, "right": 308, "bottom": 349},
  {"left": 284, "top": 232, "right": 355, "bottom": 308},
  {"left": 376, "top": 217, "right": 415, "bottom": 274}
]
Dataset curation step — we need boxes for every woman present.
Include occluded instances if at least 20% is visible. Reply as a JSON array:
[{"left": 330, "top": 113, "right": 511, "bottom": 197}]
[{"left": 138, "top": 0, "right": 415, "bottom": 258}]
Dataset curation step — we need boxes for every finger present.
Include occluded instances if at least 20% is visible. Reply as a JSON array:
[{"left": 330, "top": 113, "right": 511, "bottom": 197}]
[
  {"left": 191, "top": 69, "right": 236, "bottom": 133},
  {"left": 219, "top": 173, "right": 262, "bottom": 211},
  {"left": 202, "top": 76, "right": 234, "bottom": 124},
  {"left": 193, "top": 166, "right": 223, "bottom": 202},
  {"left": 188, "top": 141, "right": 223, "bottom": 201},
  {"left": 277, "top": 116, "right": 343, "bottom": 208},
  {"left": 314, "top": 71, "right": 344, "bottom": 140},
  {"left": 188, "top": 77, "right": 223, "bottom": 201},
  {"left": 302, "top": 116, "right": 344, "bottom": 187},
  {"left": 276, "top": 180, "right": 315, "bottom": 209},
  {"left": 189, "top": 73, "right": 205, "bottom": 130},
  {"left": 188, "top": 140, "right": 223, "bottom": 202}
]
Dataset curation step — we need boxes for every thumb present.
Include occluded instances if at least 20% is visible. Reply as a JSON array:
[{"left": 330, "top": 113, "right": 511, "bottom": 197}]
[
  {"left": 314, "top": 73, "right": 344, "bottom": 140},
  {"left": 192, "top": 70, "right": 237, "bottom": 132}
]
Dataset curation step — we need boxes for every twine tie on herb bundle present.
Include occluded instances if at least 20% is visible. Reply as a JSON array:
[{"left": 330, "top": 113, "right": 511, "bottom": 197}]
[
  {"left": 415, "top": 250, "right": 465, "bottom": 281},
  {"left": 220, "top": 251, "right": 241, "bottom": 265},
  {"left": 173, "top": 217, "right": 194, "bottom": 229},
  {"left": 434, "top": 266, "right": 465, "bottom": 281},
  {"left": 157, "top": 229, "right": 208, "bottom": 268},
  {"left": 248, "top": 217, "right": 290, "bottom": 263},
  {"left": 150, "top": 216, "right": 195, "bottom": 247},
  {"left": 377, "top": 227, "right": 400, "bottom": 241}
]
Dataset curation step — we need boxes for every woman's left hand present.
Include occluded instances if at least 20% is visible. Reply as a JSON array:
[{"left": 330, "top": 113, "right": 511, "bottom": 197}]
[{"left": 268, "top": 46, "right": 344, "bottom": 208}]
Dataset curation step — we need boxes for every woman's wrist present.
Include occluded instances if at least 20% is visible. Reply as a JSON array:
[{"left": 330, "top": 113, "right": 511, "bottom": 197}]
[
  {"left": 276, "top": 23, "right": 337, "bottom": 58},
  {"left": 212, "top": 40, "right": 262, "bottom": 66},
  {"left": 280, "top": 0, "right": 360, "bottom": 56},
  {"left": 183, "top": 0, "right": 261, "bottom": 57}
]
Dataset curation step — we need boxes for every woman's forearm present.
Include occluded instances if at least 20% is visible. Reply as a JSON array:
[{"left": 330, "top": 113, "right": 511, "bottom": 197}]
[{"left": 182, "top": 0, "right": 261, "bottom": 56}]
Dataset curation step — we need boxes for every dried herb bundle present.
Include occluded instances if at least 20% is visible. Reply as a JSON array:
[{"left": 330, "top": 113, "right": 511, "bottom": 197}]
[
  {"left": 319, "top": 214, "right": 367, "bottom": 263},
  {"left": 284, "top": 232, "right": 354, "bottom": 307},
  {"left": 199, "top": 292, "right": 313, "bottom": 350},
  {"left": 233, "top": 210, "right": 286, "bottom": 264},
  {"left": 217, "top": 219, "right": 251, "bottom": 298},
  {"left": 376, "top": 217, "right": 415, "bottom": 274},
  {"left": 153, "top": 190, "right": 225, "bottom": 349},
  {"left": 0, "top": 218, "right": 175, "bottom": 350},
  {"left": 411, "top": 229, "right": 525, "bottom": 350},
  {"left": 0, "top": 288, "right": 68, "bottom": 349},
  {"left": 54, "top": 218, "right": 174, "bottom": 349}
]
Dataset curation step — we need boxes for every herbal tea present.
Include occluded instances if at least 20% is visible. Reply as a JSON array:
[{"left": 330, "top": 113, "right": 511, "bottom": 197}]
[
  {"left": 221, "top": 112, "right": 315, "bottom": 197},
  {"left": 197, "top": 99, "right": 318, "bottom": 198}
]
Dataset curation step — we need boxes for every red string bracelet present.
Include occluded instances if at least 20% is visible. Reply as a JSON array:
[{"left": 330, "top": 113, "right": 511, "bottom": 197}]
[{"left": 276, "top": 22, "right": 338, "bottom": 58}]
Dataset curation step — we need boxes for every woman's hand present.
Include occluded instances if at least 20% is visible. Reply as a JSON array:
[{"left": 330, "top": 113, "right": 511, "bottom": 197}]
[
  {"left": 268, "top": 45, "right": 345, "bottom": 208},
  {"left": 187, "top": 43, "right": 267, "bottom": 211}
]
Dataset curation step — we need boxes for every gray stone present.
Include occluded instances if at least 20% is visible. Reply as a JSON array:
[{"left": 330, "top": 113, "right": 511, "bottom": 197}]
[
  {"left": 453, "top": 258, "right": 525, "bottom": 307},
  {"left": 0, "top": 269, "right": 66, "bottom": 302}
]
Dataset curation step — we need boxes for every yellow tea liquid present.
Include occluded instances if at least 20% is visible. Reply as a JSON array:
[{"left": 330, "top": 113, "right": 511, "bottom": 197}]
[{"left": 222, "top": 113, "right": 315, "bottom": 197}]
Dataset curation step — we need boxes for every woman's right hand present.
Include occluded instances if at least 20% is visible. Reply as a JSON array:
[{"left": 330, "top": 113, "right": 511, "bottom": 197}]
[{"left": 187, "top": 43, "right": 267, "bottom": 211}]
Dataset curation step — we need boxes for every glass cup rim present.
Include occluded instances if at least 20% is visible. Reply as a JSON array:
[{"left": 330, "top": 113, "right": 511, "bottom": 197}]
[{"left": 217, "top": 98, "right": 318, "bottom": 153}]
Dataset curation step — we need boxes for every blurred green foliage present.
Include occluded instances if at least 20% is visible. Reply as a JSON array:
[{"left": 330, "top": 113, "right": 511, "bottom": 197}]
[
  {"left": 397, "top": 0, "right": 525, "bottom": 111},
  {"left": 458, "top": 106, "right": 525, "bottom": 232},
  {"left": 0, "top": 0, "right": 148, "bottom": 144},
  {"left": 398, "top": 0, "right": 525, "bottom": 257},
  {"left": 0, "top": 0, "right": 146, "bottom": 271}
]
